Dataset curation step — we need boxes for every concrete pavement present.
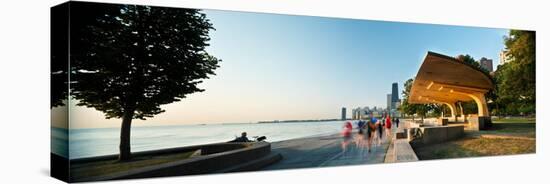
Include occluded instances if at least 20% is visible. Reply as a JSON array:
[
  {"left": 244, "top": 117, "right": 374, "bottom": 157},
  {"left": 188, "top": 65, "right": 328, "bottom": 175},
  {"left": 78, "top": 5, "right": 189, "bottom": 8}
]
[{"left": 262, "top": 129, "right": 393, "bottom": 170}]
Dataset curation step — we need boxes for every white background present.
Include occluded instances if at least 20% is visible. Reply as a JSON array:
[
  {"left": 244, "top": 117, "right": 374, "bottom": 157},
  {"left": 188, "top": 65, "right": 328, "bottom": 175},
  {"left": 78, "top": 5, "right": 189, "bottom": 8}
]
[{"left": 0, "top": 0, "right": 548, "bottom": 183}]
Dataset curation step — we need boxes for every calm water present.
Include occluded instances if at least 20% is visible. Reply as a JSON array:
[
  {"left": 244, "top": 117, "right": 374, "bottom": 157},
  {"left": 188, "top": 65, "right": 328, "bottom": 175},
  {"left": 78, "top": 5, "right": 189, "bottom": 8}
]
[{"left": 52, "top": 120, "right": 346, "bottom": 159}]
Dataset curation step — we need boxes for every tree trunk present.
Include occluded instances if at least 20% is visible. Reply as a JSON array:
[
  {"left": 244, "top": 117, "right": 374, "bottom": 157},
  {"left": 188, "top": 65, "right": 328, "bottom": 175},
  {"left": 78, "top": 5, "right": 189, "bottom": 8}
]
[{"left": 118, "top": 110, "right": 134, "bottom": 161}]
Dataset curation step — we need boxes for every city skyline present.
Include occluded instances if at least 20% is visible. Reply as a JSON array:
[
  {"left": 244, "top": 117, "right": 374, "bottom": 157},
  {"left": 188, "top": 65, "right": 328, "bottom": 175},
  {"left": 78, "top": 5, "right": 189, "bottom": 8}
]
[{"left": 52, "top": 9, "right": 508, "bottom": 129}]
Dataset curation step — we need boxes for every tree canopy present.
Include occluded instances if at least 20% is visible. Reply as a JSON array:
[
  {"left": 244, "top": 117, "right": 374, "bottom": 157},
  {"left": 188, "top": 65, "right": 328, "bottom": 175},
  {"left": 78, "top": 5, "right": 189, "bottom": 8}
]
[
  {"left": 51, "top": 5, "right": 70, "bottom": 108},
  {"left": 71, "top": 4, "right": 221, "bottom": 120},
  {"left": 456, "top": 54, "right": 490, "bottom": 74},
  {"left": 68, "top": 2, "right": 221, "bottom": 160},
  {"left": 493, "top": 30, "right": 536, "bottom": 115}
]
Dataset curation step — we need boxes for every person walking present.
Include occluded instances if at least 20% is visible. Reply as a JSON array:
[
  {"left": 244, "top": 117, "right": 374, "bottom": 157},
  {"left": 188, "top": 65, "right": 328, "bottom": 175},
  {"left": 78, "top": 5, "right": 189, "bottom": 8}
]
[
  {"left": 355, "top": 120, "right": 366, "bottom": 148},
  {"left": 385, "top": 115, "right": 392, "bottom": 139},
  {"left": 377, "top": 116, "right": 383, "bottom": 145},
  {"left": 396, "top": 117, "right": 400, "bottom": 128},
  {"left": 366, "top": 116, "right": 377, "bottom": 153},
  {"left": 357, "top": 119, "right": 365, "bottom": 134},
  {"left": 341, "top": 121, "right": 353, "bottom": 155}
]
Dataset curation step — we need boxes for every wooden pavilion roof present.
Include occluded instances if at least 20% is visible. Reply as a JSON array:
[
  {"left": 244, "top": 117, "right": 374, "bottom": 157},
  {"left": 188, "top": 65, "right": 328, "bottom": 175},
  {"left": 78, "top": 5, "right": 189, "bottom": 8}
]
[{"left": 408, "top": 51, "right": 494, "bottom": 104}]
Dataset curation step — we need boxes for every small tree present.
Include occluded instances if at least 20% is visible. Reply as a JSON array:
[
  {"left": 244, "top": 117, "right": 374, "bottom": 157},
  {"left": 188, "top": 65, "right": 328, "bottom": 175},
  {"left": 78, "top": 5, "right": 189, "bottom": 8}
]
[
  {"left": 417, "top": 103, "right": 438, "bottom": 121},
  {"left": 399, "top": 78, "right": 434, "bottom": 121},
  {"left": 70, "top": 4, "right": 221, "bottom": 161}
]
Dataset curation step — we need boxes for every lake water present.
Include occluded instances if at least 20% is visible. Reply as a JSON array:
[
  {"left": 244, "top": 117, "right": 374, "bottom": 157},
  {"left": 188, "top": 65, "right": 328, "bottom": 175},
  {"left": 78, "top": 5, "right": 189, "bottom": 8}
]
[{"left": 52, "top": 120, "right": 346, "bottom": 159}]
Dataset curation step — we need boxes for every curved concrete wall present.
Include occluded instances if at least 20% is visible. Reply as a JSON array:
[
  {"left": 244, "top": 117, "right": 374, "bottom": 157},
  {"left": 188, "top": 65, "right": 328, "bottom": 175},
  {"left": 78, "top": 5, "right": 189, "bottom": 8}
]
[
  {"left": 75, "top": 142, "right": 274, "bottom": 182},
  {"left": 71, "top": 142, "right": 247, "bottom": 164}
]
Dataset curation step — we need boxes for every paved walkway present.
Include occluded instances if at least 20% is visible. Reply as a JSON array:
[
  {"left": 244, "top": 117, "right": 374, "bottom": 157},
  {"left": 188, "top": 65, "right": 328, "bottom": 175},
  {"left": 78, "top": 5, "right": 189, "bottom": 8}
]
[{"left": 262, "top": 128, "right": 394, "bottom": 170}]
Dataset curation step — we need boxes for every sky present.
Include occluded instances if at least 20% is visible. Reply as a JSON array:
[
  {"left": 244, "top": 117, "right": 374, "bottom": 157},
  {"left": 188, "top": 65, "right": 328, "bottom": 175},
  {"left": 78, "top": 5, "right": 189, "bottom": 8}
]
[{"left": 51, "top": 9, "right": 509, "bottom": 129}]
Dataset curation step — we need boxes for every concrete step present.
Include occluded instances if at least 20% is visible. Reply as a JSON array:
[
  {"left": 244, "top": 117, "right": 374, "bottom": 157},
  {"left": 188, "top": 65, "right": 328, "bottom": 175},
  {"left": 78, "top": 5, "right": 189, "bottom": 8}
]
[{"left": 216, "top": 152, "right": 283, "bottom": 173}]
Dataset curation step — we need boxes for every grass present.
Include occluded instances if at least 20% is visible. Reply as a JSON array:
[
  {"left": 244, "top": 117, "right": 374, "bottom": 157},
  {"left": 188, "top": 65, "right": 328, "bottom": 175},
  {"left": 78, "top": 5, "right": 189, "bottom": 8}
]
[
  {"left": 413, "top": 119, "right": 536, "bottom": 160},
  {"left": 415, "top": 137, "right": 535, "bottom": 160},
  {"left": 483, "top": 118, "right": 536, "bottom": 137},
  {"left": 489, "top": 122, "right": 536, "bottom": 137},
  {"left": 492, "top": 117, "right": 536, "bottom": 123},
  {"left": 70, "top": 150, "right": 197, "bottom": 180}
]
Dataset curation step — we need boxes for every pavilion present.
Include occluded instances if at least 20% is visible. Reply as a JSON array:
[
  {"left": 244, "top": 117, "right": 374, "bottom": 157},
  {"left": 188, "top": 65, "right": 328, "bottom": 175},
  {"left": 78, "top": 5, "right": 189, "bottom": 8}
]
[{"left": 408, "top": 51, "right": 494, "bottom": 130}]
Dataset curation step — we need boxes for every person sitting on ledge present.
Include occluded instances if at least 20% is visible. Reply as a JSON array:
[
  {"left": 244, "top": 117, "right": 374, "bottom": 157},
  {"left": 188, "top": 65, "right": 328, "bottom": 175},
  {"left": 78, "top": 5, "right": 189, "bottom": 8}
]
[{"left": 231, "top": 132, "right": 252, "bottom": 142}]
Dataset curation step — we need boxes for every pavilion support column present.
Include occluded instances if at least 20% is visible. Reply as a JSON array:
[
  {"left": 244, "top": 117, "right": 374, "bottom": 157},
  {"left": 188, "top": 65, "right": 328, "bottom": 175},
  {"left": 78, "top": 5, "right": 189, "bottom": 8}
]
[
  {"left": 450, "top": 91, "right": 490, "bottom": 117},
  {"left": 467, "top": 93, "right": 490, "bottom": 117},
  {"left": 458, "top": 102, "right": 464, "bottom": 122},
  {"left": 467, "top": 92, "right": 492, "bottom": 130},
  {"left": 442, "top": 102, "right": 457, "bottom": 122},
  {"left": 450, "top": 91, "right": 492, "bottom": 130}
]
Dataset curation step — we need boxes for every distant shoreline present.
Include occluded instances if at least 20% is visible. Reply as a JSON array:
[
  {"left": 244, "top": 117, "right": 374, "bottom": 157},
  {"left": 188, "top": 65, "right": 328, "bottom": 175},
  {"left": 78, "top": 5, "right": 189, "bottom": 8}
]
[
  {"left": 257, "top": 119, "right": 343, "bottom": 124},
  {"left": 51, "top": 119, "right": 346, "bottom": 130}
]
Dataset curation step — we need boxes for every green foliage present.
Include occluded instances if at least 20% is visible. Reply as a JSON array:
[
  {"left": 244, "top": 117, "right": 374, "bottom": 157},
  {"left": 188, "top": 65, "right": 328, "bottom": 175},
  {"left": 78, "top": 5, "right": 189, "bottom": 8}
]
[
  {"left": 399, "top": 78, "right": 435, "bottom": 119},
  {"left": 51, "top": 6, "right": 70, "bottom": 108},
  {"left": 456, "top": 54, "right": 476, "bottom": 66},
  {"left": 493, "top": 30, "right": 535, "bottom": 116},
  {"left": 456, "top": 54, "right": 490, "bottom": 74},
  {"left": 51, "top": 54, "right": 68, "bottom": 108},
  {"left": 70, "top": 4, "right": 221, "bottom": 120},
  {"left": 399, "top": 78, "right": 415, "bottom": 116},
  {"left": 430, "top": 104, "right": 451, "bottom": 117},
  {"left": 455, "top": 37, "right": 535, "bottom": 117},
  {"left": 460, "top": 101, "right": 478, "bottom": 115},
  {"left": 65, "top": 3, "right": 222, "bottom": 160}
]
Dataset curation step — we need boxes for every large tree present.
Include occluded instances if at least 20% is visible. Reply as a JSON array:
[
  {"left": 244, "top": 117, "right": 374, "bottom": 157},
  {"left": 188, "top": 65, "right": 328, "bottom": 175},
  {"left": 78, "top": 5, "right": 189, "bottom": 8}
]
[
  {"left": 493, "top": 30, "right": 536, "bottom": 116},
  {"left": 70, "top": 3, "right": 221, "bottom": 161},
  {"left": 50, "top": 5, "right": 70, "bottom": 108}
]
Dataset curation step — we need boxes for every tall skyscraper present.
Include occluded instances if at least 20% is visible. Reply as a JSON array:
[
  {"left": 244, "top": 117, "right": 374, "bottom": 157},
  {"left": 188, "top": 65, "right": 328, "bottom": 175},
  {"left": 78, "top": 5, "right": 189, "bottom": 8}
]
[
  {"left": 391, "top": 83, "right": 399, "bottom": 110},
  {"left": 479, "top": 57, "right": 493, "bottom": 72},
  {"left": 341, "top": 107, "right": 346, "bottom": 120},
  {"left": 387, "top": 94, "right": 392, "bottom": 111}
]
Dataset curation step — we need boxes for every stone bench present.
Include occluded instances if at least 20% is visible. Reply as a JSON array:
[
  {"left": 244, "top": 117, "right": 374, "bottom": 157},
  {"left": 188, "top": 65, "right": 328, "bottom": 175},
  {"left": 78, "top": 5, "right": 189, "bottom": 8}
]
[
  {"left": 385, "top": 128, "right": 419, "bottom": 163},
  {"left": 385, "top": 138, "right": 419, "bottom": 163},
  {"left": 418, "top": 125, "right": 464, "bottom": 145}
]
